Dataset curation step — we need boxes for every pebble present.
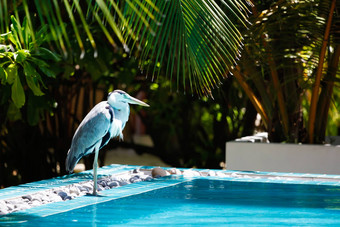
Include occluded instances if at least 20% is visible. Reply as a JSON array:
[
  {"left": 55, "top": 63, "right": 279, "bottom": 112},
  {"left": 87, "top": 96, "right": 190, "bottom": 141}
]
[
  {"left": 31, "top": 195, "right": 42, "bottom": 202},
  {"left": 15, "top": 203, "right": 30, "bottom": 210},
  {"left": 169, "top": 168, "right": 182, "bottom": 175},
  {"left": 31, "top": 200, "right": 41, "bottom": 206},
  {"left": 69, "top": 187, "right": 80, "bottom": 196},
  {"left": 50, "top": 193, "right": 63, "bottom": 202},
  {"left": 22, "top": 195, "right": 32, "bottom": 201},
  {"left": 58, "top": 191, "right": 68, "bottom": 200},
  {"left": 216, "top": 172, "right": 226, "bottom": 177},
  {"left": 208, "top": 170, "right": 216, "bottom": 176},
  {"left": 152, "top": 167, "right": 168, "bottom": 178},
  {"left": 0, "top": 200, "right": 7, "bottom": 209},
  {"left": 78, "top": 186, "right": 90, "bottom": 192},
  {"left": 129, "top": 175, "right": 140, "bottom": 183},
  {"left": 144, "top": 176, "right": 153, "bottom": 181},
  {"left": 119, "top": 181, "right": 128, "bottom": 186},
  {"left": 108, "top": 181, "right": 119, "bottom": 188},
  {"left": 6, "top": 203, "right": 14, "bottom": 211},
  {"left": 82, "top": 182, "right": 93, "bottom": 191},
  {"left": 98, "top": 180, "right": 108, "bottom": 187},
  {"left": 97, "top": 185, "right": 105, "bottom": 191},
  {"left": 133, "top": 168, "right": 140, "bottom": 173},
  {"left": 64, "top": 196, "right": 72, "bottom": 200},
  {"left": 183, "top": 169, "right": 201, "bottom": 177}
]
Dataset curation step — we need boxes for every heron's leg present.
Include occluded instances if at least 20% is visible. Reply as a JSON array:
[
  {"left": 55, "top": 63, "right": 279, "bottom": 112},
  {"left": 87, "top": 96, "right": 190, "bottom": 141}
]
[{"left": 93, "top": 146, "right": 100, "bottom": 196}]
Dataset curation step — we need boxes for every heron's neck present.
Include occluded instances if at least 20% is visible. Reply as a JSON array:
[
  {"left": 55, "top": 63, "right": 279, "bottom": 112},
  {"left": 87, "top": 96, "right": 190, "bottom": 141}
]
[{"left": 113, "top": 104, "right": 130, "bottom": 128}]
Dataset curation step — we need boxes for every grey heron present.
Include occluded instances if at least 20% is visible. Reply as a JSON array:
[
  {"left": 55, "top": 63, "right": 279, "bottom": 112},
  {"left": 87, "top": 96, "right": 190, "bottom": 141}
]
[{"left": 66, "top": 90, "right": 149, "bottom": 195}]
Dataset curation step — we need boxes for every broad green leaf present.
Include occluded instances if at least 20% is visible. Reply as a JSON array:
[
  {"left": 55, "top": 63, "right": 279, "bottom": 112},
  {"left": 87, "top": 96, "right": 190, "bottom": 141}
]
[
  {"left": 11, "top": 72, "right": 25, "bottom": 108},
  {"left": 23, "top": 61, "right": 44, "bottom": 96},
  {"left": 6, "top": 63, "right": 18, "bottom": 84}
]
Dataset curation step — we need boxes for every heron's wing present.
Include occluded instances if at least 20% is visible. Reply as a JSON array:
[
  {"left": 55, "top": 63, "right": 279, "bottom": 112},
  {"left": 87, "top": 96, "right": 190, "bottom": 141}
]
[{"left": 66, "top": 101, "right": 113, "bottom": 172}]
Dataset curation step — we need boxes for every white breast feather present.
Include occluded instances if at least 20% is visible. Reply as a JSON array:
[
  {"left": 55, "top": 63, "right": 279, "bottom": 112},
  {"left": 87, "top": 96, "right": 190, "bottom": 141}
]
[{"left": 111, "top": 118, "right": 123, "bottom": 140}]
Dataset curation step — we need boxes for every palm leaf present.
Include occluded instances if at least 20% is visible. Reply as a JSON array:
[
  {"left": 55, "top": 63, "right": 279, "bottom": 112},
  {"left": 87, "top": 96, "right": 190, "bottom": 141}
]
[
  {"left": 0, "top": 0, "right": 250, "bottom": 96},
  {"left": 132, "top": 0, "right": 250, "bottom": 95}
]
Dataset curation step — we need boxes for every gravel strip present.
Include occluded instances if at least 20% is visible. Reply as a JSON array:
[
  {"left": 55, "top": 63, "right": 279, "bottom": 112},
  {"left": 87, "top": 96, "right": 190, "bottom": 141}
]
[{"left": 0, "top": 168, "right": 153, "bottom": 215}]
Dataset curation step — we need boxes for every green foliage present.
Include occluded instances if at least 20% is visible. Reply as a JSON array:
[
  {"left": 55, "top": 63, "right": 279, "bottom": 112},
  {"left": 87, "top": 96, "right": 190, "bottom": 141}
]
[
  {"left": 236, "top": 0, "right": 340, "bottom": 143},
  {"left": 131, "top": 0, "right": 251, "bottom": 95},
  {"left": 143, "top": 78, "right": 256, "bottom": 168},
  {"left": 0, "top": 0, "right": 250, "bottom": 96},
  {"left": 0, "top": 16, "right": 60, "bottom": 124}
]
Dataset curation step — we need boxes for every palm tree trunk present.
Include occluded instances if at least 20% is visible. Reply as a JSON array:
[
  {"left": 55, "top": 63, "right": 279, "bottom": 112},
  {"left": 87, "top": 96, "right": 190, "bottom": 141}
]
[
  {"left": 315, "top": 45, "right": 340, "bottom": 142},
  {"left": 232, "top": 66, "right": 269, "bottom": 128},
  {"left": 308, "top": 0, "right": 336, "bottom": 143}
]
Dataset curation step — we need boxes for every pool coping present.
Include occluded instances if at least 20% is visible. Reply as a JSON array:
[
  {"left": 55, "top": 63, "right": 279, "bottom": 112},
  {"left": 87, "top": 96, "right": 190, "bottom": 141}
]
[
  {"left": 2, "top": 164, "right": 340, "bottom": 224},
  {"left": 2, "top": 164, "right": 340, "bottom": 201}
]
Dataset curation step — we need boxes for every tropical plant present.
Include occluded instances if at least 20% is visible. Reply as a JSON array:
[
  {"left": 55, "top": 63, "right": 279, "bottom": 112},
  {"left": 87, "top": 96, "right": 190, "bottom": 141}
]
[
  {"left": 0, "top": 0, "right": 250, "bottom": 98},
  {"left": 143, "top": 78, "right": 257, "bottom": 168},
  {"left": 0, "top": 16, "right": 60, "bottom": 126},
  {"left": 233, "top": 0, "right": 340, "bottom": 143}
]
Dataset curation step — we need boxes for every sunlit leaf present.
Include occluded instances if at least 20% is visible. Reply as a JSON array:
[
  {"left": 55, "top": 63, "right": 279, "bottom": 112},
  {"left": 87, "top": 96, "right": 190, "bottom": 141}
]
[
  {"left": 6, "top": 63, "right": 18, "bottom": 85},
  {"left": 11, "top": 70, "right": 25, "bottom": 108}
]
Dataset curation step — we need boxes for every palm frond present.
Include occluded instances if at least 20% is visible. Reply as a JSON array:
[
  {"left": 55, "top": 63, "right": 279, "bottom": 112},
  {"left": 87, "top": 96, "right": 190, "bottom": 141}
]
[
  {"left": 0, "top": 0, "right": 251, "bottom": 96},
  {"left": 131, "top": 0, "right": 250, "bottom": 95}
]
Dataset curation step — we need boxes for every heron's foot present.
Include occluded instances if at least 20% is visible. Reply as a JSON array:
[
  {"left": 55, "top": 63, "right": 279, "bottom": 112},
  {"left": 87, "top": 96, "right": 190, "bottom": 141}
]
[{"left": 85, "top": 191, "right": 101, "bottom": 197}]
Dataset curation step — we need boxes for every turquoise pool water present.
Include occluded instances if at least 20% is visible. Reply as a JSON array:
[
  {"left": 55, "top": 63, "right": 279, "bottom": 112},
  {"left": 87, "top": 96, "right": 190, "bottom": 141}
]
[{"left": 4, "top": 177, "right": 340, "bottom": 226}]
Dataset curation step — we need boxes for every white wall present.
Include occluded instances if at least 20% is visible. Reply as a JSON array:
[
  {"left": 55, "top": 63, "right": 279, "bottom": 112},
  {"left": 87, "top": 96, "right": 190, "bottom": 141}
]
[{"left": 226, "top": 142, "right": 340, "bottom": 174}]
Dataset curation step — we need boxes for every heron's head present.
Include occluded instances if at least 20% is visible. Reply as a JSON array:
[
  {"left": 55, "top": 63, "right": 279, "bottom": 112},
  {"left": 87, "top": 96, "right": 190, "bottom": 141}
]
[{"left": 107, "top": 90, "right": 149, "bottom": 109}]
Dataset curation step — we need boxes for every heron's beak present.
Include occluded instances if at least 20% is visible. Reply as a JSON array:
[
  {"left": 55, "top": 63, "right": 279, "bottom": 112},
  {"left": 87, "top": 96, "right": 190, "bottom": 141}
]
[{"left": 126, "top": 95, "right": 150, "bottom": 107}]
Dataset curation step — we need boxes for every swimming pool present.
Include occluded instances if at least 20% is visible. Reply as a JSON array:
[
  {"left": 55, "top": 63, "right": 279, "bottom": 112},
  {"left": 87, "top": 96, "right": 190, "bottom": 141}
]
[{"left": 2, "top": 169, "right": 340, "bottom": 226}]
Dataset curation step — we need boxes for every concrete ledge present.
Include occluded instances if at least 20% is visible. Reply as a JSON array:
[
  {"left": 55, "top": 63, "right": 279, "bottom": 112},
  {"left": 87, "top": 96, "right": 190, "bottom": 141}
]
[{"left": 226, "top": 142, "right": 340, "bottom": 174}]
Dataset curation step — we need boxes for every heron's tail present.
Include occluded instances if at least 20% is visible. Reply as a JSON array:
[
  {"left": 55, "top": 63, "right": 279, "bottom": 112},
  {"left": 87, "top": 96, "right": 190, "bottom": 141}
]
[{"left": 65, "top": 149, "right": 78, "bottom": 173}]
